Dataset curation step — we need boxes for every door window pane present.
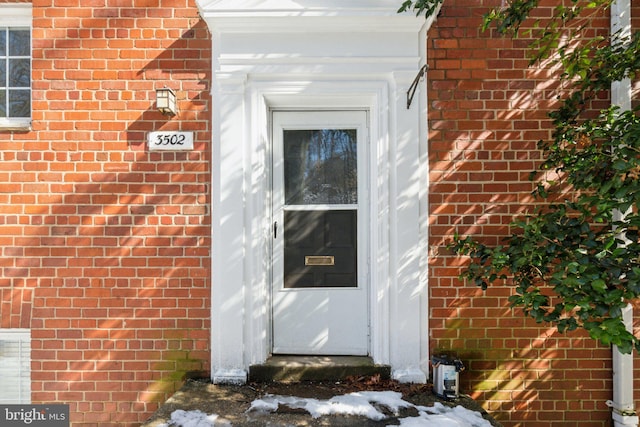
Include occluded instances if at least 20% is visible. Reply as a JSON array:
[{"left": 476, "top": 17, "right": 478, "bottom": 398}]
[
  {"left": 284, "top": 210, "right": 357, "bottom": 288},
  {"left": 284, "top": 129, "right": 358, "bottom": 205}
]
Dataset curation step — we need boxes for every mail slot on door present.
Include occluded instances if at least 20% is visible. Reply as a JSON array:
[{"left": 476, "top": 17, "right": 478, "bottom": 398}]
[{"left": 305, "top": 256, "right": 335, "bottom": 266}]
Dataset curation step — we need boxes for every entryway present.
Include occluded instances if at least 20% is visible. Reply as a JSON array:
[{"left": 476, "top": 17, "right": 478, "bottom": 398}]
[
  {"left": 199, "top": 0, "right": 433, "bottom": 385},
  {"left": 271, "top": 111, "right": 369, "bottom": 356}
]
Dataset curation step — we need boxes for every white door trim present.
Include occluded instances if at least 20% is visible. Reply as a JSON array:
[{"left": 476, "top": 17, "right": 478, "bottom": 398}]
[
  {"left": 271, "top": 110, "right": 370, "bottom": 356},
  {"left": 256, "top": 84, "right": 390, "bottom": 369},
  {"left": 198, "top": 0, "right": 433, "bottom": 384}
]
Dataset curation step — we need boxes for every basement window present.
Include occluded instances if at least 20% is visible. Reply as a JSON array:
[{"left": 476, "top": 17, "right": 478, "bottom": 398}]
[
  {"left": 0, "top": 4, "right": 32, "bottom": 131},
  {"left": 0, "top": 329, "right": 31, "bottom": 404}
]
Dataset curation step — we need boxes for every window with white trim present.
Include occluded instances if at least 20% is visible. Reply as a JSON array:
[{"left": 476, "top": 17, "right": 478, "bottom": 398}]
[
  {"left": 0, "top": 329, "right": 31, "bottom": 404},
  {"left": 0, "top": 4, "right": 32, "bottom": 131}
]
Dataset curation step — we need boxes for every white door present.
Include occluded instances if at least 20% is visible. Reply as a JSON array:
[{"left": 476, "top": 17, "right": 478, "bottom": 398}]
[{"left": 272, "top": 110, "right": 369, "bottom": 355}]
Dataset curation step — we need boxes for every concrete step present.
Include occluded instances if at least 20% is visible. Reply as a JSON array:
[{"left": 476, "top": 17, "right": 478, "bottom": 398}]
[{"left": 249, "top": 355, "right": 391, "bottom": 383}]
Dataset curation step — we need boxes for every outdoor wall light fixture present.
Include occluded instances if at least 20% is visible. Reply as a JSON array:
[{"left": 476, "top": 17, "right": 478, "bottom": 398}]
[{"left": 156, "top": 87, "right": 177, "bottom": 116}]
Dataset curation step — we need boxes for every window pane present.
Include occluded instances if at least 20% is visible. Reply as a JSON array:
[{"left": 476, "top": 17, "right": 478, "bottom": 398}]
[
  {"left": 9, "top": 29, "right": 30, "bottom": 56},
  {"left": 284, "top": 129, "right": 358, "bottom": 205},
  {"left": 0, "top": 31, "right": 6, "bottom": 56},
  {"left": 0, "top": 25, "right": 31, "bottom": 123},
  {"left": 9, "top": 58, "right": 29, "bottom": 87},
  {"left": 9, "top": 89, "right": 30, "bottom": 117},
  {"left": 0, "top": 58, "right": 5, "bottom": 87},
  {"left": 0, "top": 90, "right": 6, "bottom": 117}
]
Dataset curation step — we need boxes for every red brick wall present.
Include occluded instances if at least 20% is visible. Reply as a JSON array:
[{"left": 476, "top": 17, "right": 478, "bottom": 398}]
[
  {"left": 428, "top": 1, "right": 639, "bottom": 426},
  {"left": 0, "top": 0, "right": 211, "bottom": 425},
  {"left": 2, "top": 0, "right": 640, "bottom": 426}
]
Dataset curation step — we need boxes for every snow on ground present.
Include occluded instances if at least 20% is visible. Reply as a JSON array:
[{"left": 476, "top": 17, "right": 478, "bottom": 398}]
[
  {"left": 159, "top": 390, "right": 492, "bottom": 427},
  {"left": 248, "top": 391, "right": 492, "bottom": 427},
  {"left": 157, "top": 409, "right": 227, "bottom": 427}
]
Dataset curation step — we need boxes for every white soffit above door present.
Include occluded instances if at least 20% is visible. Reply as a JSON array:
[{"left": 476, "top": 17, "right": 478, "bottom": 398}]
[
  {"left": 196, "top": 0, "right": 436, "bottom": 33},
  {"left": 196, "top": 0, "right": 437, "bottom": 77}
]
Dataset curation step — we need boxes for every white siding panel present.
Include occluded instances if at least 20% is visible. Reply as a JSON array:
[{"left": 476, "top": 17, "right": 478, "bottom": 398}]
[{"left": 0, "top": 329, "right": 31, "bottom": 404}]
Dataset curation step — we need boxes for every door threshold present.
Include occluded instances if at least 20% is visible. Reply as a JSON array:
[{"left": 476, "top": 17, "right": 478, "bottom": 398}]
[{"left": 249, "top": 355, "right": 391, "bottom": 383}]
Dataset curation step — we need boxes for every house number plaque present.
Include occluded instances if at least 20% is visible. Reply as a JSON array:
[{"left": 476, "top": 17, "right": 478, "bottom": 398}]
[
  {"left": 148, "top": 131, "right": 194, "bottom": 151},
  {"left": 305, "top": 256, "right": 335, "bottom": 266}
]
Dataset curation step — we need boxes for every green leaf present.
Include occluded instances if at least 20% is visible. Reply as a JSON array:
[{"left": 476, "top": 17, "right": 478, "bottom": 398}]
[{"left": 591, "top": 279, "right": 607, "bottom": 293}]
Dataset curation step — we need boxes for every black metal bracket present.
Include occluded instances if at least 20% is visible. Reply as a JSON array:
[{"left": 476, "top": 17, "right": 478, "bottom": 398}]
[{"left": 406, "top": 64, "right": 428, "bottom": 109}]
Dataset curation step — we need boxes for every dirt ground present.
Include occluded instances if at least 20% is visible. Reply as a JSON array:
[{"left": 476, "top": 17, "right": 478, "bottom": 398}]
[{"left": 142, "top": 376, "right": 503, "bottom": 427}]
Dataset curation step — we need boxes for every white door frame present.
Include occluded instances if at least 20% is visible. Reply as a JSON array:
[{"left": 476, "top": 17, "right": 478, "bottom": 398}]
[
  {"left": 197, "top": 0, "right": 436, "bottom": 384},
  {"left": 271, "top": 110, "right": 370, "bottom": 356}
]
